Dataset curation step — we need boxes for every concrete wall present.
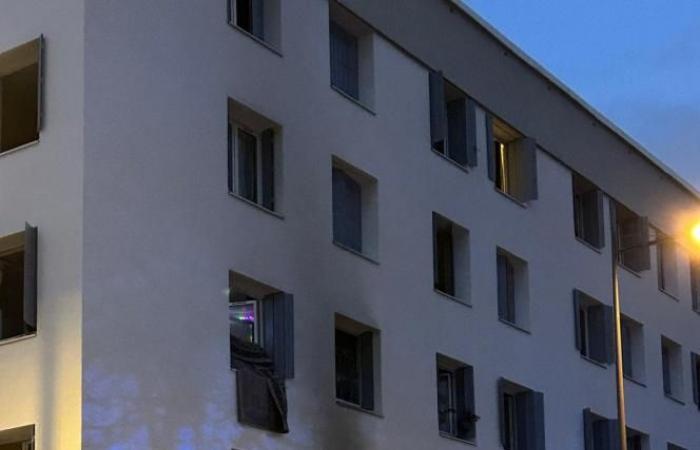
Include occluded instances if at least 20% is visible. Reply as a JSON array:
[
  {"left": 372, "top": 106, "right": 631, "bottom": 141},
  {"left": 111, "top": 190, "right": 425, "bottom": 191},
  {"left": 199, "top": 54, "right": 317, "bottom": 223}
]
[
  {"left": 0, "top": 1, "right": 84, "bottom": 449},
  {"left": 81, "top": 0, "right": 699, "bottom": 449}
]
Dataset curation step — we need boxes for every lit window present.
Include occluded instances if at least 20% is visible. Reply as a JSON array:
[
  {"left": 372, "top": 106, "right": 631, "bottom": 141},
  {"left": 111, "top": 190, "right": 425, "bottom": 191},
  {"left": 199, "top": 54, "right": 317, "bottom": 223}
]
[{"left": 229, "top": 300, "right": 259, "bottom": 344}]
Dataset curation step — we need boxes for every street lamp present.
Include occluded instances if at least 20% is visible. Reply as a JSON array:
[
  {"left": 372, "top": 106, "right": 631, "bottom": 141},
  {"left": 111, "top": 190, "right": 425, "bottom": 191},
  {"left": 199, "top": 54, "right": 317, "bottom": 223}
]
[{"left": 610, "top": 209, "right": 700, "bottom": 450}]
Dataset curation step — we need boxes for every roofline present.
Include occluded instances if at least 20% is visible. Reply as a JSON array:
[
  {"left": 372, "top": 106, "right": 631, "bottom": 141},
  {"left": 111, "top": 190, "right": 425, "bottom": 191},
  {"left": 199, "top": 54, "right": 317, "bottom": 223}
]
[{"left": 449, "top": 0, "right": 700, "bottom": 200}]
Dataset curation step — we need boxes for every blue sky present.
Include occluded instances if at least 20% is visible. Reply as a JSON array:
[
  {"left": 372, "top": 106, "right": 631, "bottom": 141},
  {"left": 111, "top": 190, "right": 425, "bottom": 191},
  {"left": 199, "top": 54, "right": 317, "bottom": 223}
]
[{"left": 460, "top": 0, "right": 700, "bottom": 189}]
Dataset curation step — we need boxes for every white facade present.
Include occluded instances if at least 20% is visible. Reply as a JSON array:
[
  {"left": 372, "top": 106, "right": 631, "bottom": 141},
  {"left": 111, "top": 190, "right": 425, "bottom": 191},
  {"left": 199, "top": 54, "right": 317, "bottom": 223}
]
[{"left": 0, "top": 0, "right": 698, "bottom": 449}]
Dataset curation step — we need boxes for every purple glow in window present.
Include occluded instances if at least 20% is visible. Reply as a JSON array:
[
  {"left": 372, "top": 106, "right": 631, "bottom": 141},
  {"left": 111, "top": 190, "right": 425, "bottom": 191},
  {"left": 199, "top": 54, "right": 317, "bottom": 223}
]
[{"left": 230, "top": 301, "right": 258, "bottom": 343}]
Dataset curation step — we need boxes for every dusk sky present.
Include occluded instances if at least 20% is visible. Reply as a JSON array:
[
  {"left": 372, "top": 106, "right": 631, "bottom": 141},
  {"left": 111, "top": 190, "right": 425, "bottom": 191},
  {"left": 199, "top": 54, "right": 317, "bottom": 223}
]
[{"left": 460, "top": 0, "right": 700, "bottom": 190}]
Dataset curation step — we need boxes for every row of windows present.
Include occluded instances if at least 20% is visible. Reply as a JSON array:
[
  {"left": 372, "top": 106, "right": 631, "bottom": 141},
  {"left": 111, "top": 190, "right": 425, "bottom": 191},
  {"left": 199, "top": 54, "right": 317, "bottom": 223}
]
[{"left": 228, "top": 270, "right": 698, "bottom": 448}]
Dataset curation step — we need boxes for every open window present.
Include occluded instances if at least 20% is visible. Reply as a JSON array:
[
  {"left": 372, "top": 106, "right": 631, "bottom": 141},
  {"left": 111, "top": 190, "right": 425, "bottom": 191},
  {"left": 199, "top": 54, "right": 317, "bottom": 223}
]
[
  {"left": 332, "top": 157, "right": 378, "bottom": 260},
  {"left": 227, "top": 0, "right": 281, "bottom": 49},
  {"left": 0, "top": 425, "right": 34, "bottom": 450},
  {"left": 0, "top": 224, "right": 37, "bottom": 342},
  {"left": 486, "top": 115, "right": 538, "bottom": 203},
  {"left": 335, "top": 314, "right": 379, "bottom": 413},
  {"left": 614, "top": 203, "right": 650, "bottom": 273},
  {"left": 228, "top": 98, "right": 281, "bottom": 212},
  {"left": 661, "top": 336, "right": 683, "bottom": 401},
  {"left": 497, "top": 248, "right": 529, "bottom": 330},
  {"left": 432, "top": 213, "right": 470, "bottom": 303},
  {"left": 428, "top": 71, "right": 477, "bottom": 167},
  {"left": 0, "top": 37, "right": 43, "bottom": 154},
  {"left": 621, "top": 315, "right": 646, "bottom": 383},
  {"left": 437, "top": 354, "right": 477, "bottom": 443},
  {"left": 655, "top": 230, "right": 679, "bottom": 297},
  {"left": 572, "top": 173, "right": 605, "bottom": 249},
  {"left": 499, "top": 379, "right": 545, "bottom": 450},
  {"left": 229, "top": 271, "right": 293, "bottom": 433},
  {"left": 329, "top": 1, "right": 374, "bottom": 108},
  {"left": 573, "top": 290, "right": 613, "bottom": 365}
]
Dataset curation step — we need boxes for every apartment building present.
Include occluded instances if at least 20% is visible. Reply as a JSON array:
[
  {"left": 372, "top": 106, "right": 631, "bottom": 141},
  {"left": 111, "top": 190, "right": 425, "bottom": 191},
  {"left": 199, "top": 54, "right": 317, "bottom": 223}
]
[{"left": 0, "top": 0, "right": 698, "bottom": 448}]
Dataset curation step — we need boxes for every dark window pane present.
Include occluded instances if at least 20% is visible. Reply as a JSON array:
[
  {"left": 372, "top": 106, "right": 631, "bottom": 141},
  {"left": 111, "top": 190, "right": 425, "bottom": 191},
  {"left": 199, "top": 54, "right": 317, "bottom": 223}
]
[
  {"left": 502, "top": 393, "right": 517, "bottom": 450},
  {"left": 437, "top": 369, "right": 454, "bottom": 434},
  {"left": 332, "top": 168, "right": 362, "bottom": 252},
  {"left": 236, "top": 0, "right": 252, "bottom": 32},
  {"left": 0, "top": 250, "right": 25, "bottom": 339},
  {"left": 434, "top": 225, "right": 454, "bottom": 295},
  {"left": 497, "top": 255, "right": 516, "bottom": 324},
  {"left": 237, "top": 129, "right": 258, "bottom": 202},
  {"left": 330, "top": 22, "right": 359, "bottom": 99},
  {"left": 335, "top": 330, "right": 360, "bottom": 405},
  {"left": 662, "top": 345, "right": 671, "bottom": 395},
  {"left": 579, "top": 306, "right": 588, "bottom": 357},
  {"left": 622, "top": 323, "right": 633, "bottom": 377}
]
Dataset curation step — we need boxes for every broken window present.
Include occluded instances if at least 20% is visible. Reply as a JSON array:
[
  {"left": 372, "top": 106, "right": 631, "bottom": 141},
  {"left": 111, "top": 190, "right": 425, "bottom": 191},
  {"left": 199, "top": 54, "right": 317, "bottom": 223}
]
[
  {"left": 0, "top": 224, "right": 37, "bottom": 341},
  {"left": 229, "top": 271, "right": 293, "bottom": 433},
  {"left": 0, "top": 37, "right": 43, "bottom": 154}
]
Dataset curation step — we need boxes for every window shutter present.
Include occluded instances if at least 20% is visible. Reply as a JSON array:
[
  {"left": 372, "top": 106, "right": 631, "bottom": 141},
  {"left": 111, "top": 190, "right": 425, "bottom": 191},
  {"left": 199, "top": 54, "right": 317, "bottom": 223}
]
[
  {"left": 582, "top": 190, "right": 605, "bottom": 248},
  {"left": 486, "top": 114, "right": 496, "bottom": 180},
  {"left": 587, "top": 304, "right": 607, "bottom": 364},
  {"left": 498, "top": 379, "right": 507, "bottom": 447},
  {"left": 358, "top": 332, "right": 374, "bottom": 410},
  {"left": 23, "top": 223, "right": 38, "bottom": 331},
  {"left": 428, "top": 71, "right": 446, "bottom": 153},
  {"left": 455, "top": 365, "right": 476, "bottom": 440},
  {"left": 261, "top": 128, "right": 275, "bottom": 210},
  {"left": 251, "top": 0, "right": 265, "bottom": 39},
  {"left": 573, "top": 290, "right": 583, "bottom": 352},
  {"left": 446, "top": 98, "right": 468, "bottom": 165},
  {"left": 583, "top": 409, "right": 594, "bottom": 450},
  {"left": 621, "top": 216, "right": 651, "bottom": 272},
  {"left": 497, "top": 255, "right": 508, "bottom": 320},
  {"left": 692, "top": 353, "right": 699, "bottom": 407},
  {"left": 516, "top": 390, "right": 545, "bottom": 450},
  {"left": 512, "top": 137, "right": 538, "bottom": 202},
  {"left": 263, "top": 292, "right": 294, "bottom": 379},
  {"left": 227, "top": 123, "right": 233, "bottom": 193},
  {"left": 227, "top": 0, "right": 233, "bottom": 23},
  {"left": 466, "top": 98, "right": 478, "bottom": 167},
  {"left": 36, "top": 36, "right": 44, "bottom": 134}
]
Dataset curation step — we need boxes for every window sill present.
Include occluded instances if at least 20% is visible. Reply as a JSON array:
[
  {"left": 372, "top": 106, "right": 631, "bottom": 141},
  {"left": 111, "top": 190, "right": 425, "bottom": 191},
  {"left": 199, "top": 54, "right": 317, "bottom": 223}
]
[
  {"left": 624, "top": 375, "right": 646, "bottom": 388},
  {"left": 434, "top": 289, "right": 471, "bottom": 308},
  {"left": 227, "top": 22, "right": 283, "bottom": 57},
  {"left": 229, "top": 192, "right": 284, "bottom": 220},
  {"left": 333, "top": 241, "right": 379, "bottom": 265},
  {"left": 579, "top": 353, "right": 608, "bottom": 369},
  {"left": 330, "top": 85, "right": 376, "bottom": 116},
  {"left": 431, "top": 149, "right": 470, "bottom": 174},
  {"left": 439, "top": 432, "right": 476, "bottom": 447},
  {"left": 335, "top": 399, "right": 383, "bottom": 418},
  {"left": 575, "top": 237, "right": 603, "bottom": 254},
  {"left": 0, "top": 139, "right": 40, "bottom": 159},
  {"left": 658, "top": 288, "right": 680, "bottom": 302},
  {"left": 0, "top": 332, "right": 37, "bottom": 347},
  {"left": 665, "top": 394, "right": 685, "bottom": 406},
  {"left": 498, "top": 318, "right": 531, "bottom": 335},
  {"left": 493, "top": 187, "right": 528, "bottom": 209}
]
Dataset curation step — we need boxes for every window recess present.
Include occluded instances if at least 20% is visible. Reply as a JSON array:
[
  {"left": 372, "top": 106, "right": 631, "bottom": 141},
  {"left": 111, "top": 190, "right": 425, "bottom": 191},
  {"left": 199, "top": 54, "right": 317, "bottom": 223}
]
[
  {"left": 572, "top": 173, "right": 605, "bottom": 249},
  {"left": 583, "top": 409, "right": 649, "bottom": 450},
  {"left": 432, "top": 213, "right": 470, "bottom": 303},
  {"left": 661, "top": 336, "right": 683, "bottom": 401},
  {"left": 692, "top": 352, "right": 700, "bottom": 409},
  {"left": 486, "top": 115, "right": 538, "bottom": 203},
  {"left": 620, "top": 315, "right": 646, "bottom": 383},
  {"left": 497, "top": 249, "right": 530, "bottom": 330},
  {"left": 0, "top": 224, "right": 37, "bottom": 342},
  {"left": 227, "top": 0, "right": 281, "bottom": 49},
  {"left": 437, "top": 354, "right": 478, "bottom": 442},
  {"left": 0, "top": 425, "right": 35, "bottom": 450},
  {"left": 428, "top": 71, "right": 477, "bottom": 167},
  {"left": 335, "top": 314, "right": 379, "bottom": 413},
  {"left": 0, "top": 37, "right": 44, "bottom": 155},
  {"left": 573, "top": 290, "right": 613, "bottom": 365},
  {"left": 228, "top": 98, "right": 281, "bottom": 213},
  {"left": 498, "top": 379, "right": 545, "bottom": 450},
  {"left": 229, "top": 271, "right": 293, "bottom": 433},
  {"left": 655, "top": 229, "right": 679, "bottom": 297},
  {"left": 614, "top": 203, "right": 651, "bottom": 273}
]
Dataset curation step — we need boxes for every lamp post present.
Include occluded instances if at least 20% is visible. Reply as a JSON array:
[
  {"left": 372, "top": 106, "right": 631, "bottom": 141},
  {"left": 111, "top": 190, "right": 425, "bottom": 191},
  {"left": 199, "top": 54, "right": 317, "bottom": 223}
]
[{"left": 610, "top": 209, "right": 700, "bottom": 450}]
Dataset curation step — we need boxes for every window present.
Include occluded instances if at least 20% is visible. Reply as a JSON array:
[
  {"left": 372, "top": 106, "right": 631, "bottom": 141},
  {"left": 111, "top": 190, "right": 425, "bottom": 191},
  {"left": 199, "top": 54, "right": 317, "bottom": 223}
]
[
  {"left": 335, "top": 314, "right": 378, "bottom": 412},
  {"left": 0, "top": 425, "right": 34, "bottom": 450},
  {"left": 0, "top": 224, "right": 37, "bottom": 342},
  {"left": 656, "top": 231, "right": 679, "bottom": 297},
  {"left": 329, "top": 1, "right": 374, "bottom": 107},
  {"left": 668, "top": 444, "right": 687, "bottom": 450},
  {"left": 626, "top": 428, "right": 649, "bottom": 450},
  {"left": 690, "top": 261, "right": 700, "bottom": 313},
  {"left": 228, "top": 98, "right": 280, "bottom": 212},
  {"left": 573, "top": 290, "right": 613, "bottom": 365},
  {"left": 497, "top": 249, "right": 529, "bottom": 329},
  {"left": 229, "top": 271, "right": 293, "bottom": 433},
  {"left": 432, "top": 213, "right": 470, "bottom": 302},
  {"left": 691, "top": 352, "right": 699, "bottom": 408},
  {"left": 227, "top": 0, "right": 281, "bottom": 49},
  {"left": 583, "top": 409, "right": 649, "bottom": 450},
  {"left": 661, "top": 336, "right": 683, "bottom": 401},
  {"left": 572, "top": 174, "right": 605, "bottom": 249},
  {"left": 486, "top": 115, "right": 538, "bottom": 202},
  {"left": 428, "top": 71, "right": 477, "bottom": 167},
  {"left": 332, "top": 157, "right": 378, "bottom": 259},
  {"left": 614, "top": 203, "right": 650, "bottom": 272},
  {"left": 436, "top": 355, "right": 477, "bottom": 442},
  {"left": 499, "top": 379, "right": 545, "bottom": 450},
  {"left": 0, "top": 37, "right": 43, "bottom": 154},
  {"left": 621, "top": 315, "right": 646, "bottom": 383}
]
